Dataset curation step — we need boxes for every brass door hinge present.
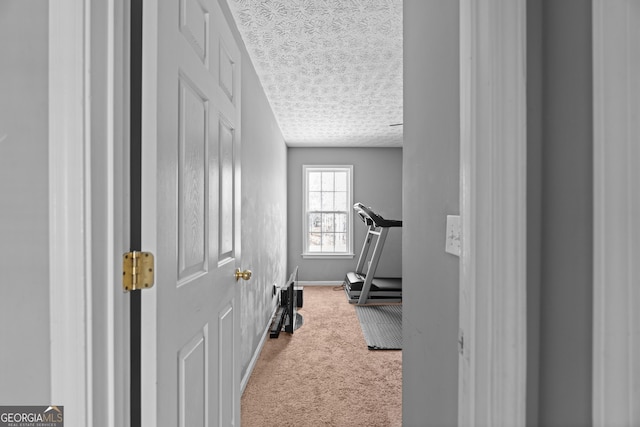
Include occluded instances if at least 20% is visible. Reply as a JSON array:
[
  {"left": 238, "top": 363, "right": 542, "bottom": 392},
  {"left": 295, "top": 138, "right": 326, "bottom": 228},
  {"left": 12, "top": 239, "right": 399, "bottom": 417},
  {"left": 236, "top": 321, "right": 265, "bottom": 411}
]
[{"left": 123, "top": 251, "right": 155, "bottom": 292}]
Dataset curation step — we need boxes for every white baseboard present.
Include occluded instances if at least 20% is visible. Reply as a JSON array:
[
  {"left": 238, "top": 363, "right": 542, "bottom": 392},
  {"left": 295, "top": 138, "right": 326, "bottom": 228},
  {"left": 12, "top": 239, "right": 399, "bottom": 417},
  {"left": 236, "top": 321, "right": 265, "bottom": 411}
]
[
  {"left": 298, "top": 280, "right": 343, "bottom": 286},
  {"left": 241, "top": 302, "right": 279, "bottom": 394}
]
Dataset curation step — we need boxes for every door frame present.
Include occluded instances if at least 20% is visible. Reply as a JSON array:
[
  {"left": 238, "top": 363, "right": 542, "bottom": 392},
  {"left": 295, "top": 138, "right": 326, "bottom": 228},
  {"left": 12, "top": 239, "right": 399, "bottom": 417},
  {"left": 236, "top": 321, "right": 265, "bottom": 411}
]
[
  {"left": 49, "top": 0, "right": 128, "bottom": 425},
  {"left": 458, "top": 0, "right": 528, "bottom": 425},
  {"left": 139, "top": 0, "right": 159, "bottom": 424},
  {"left": 49, "top": 1, "right": 92, "bottom": 424},
  {"left": 592, "top": 1, "right": 640, "bottom": 425}
]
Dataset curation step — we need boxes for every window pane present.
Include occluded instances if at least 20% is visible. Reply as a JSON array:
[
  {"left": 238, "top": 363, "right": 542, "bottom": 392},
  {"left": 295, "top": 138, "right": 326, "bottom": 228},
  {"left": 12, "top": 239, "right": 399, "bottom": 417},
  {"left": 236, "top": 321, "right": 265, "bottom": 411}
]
[
  {"left": 335, "top": 213, "right": 347, "bottom": 232},
  {"left": 334, "top": 191, "right": 347, "bottom": 211},
  {"left": 322, "top": 172, "right": 334, "bottom": 190},
  {"left": 322, "top": 233, "right": 335, "bottom": 252},
  {"left": 335, "top": 233, "right": 347, "bottom": 252},
  {"left": 308, "top": 232, "right": 322, "bottom": 252},
  {"left": 322, "top": 213, "right": 334, "bottom": 231},
  {"left": 334, "top": 171, "right": 347, "bottom": 191},
  {"left": 309, "top": 172, "right": 322, "bottom": 191},
  {"left": 321, "top": 192, "right": 334, "bottom": 211},
  {"left": 309, "top": 213, "right": 322, "bottom": 232},
  {"left": 309, "top": 191, "right": 322, "bottom": 211}
]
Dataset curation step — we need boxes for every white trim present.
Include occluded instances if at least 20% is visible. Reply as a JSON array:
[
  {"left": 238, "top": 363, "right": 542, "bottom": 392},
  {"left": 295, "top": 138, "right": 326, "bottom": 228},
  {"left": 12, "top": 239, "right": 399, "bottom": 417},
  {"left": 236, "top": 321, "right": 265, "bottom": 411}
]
[
  {"left": 105, "top": 1, "right": 117, "bottom": 424},
  {"left": 458, "top": 2, "right": 477, "bottom": 421},
  {"left": 459, "top": 0, "right": 527, "bottom": 426},
  {"left": 49, "top": 0, "right": 92, "bottom": 425},
  {"left": 302, "top": 165, "right": 354, "bottom": 256},
  {"left": 140, "top": 1, "right": 159, "bottom": 426},
  {"left": 105, "top": 0, "right": 128, "bottom": 425},
  {"left": 301, "top": 253, "right": 355, "bottom": 259},
  {"left": 593, "top": 1, "right": 640, "bottom": 425}
]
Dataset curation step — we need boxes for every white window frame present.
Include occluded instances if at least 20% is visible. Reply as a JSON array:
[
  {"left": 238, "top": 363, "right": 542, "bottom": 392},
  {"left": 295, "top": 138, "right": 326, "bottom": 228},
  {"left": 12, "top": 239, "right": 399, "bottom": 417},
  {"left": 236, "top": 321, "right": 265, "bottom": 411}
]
[{"left": 302, "top": 165, "right": 354, "bottom": 259}]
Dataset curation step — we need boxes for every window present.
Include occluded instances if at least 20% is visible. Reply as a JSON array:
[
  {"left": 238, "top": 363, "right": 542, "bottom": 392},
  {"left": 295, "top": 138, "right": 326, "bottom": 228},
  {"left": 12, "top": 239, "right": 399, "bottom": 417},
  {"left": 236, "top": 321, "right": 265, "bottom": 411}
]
[{"left": 303, "top": 165, "right": 354, "bottom": 258}]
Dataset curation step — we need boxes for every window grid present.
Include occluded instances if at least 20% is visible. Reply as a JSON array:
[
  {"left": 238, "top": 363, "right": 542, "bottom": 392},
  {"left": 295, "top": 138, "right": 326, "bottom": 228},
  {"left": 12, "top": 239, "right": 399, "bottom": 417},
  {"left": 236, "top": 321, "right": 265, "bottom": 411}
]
[{"left": 303, "top": 166, "right": 353, "bottom": 256}]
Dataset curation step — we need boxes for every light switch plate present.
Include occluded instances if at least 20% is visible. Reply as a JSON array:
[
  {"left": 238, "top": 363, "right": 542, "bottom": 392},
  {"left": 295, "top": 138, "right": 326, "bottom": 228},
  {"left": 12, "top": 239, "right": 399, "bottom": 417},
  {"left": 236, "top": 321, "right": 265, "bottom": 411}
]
[{"left": 445, "top": 215, "right": 461, "bottom": 256}]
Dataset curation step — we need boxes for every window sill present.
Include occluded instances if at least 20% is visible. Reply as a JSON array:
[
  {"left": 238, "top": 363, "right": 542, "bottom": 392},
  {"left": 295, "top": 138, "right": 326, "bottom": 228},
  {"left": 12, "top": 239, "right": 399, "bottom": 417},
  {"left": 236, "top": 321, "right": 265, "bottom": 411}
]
[{"left": 301, "top": 253, "right": 355, "bottom": 260}]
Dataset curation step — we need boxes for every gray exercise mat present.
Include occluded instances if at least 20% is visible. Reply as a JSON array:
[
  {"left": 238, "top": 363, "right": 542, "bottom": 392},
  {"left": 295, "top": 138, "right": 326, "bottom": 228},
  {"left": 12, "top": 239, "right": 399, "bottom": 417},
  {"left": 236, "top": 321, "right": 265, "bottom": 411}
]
[{"left": 354, "top": 305, "right": 402, "bottom": 350}]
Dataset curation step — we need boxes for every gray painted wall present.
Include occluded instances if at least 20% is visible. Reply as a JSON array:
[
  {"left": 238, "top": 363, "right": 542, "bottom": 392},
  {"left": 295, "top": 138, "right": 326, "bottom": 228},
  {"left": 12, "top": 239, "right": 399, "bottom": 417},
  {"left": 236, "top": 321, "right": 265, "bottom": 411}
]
[
  {"left": 403, "top": 1, "right": 460, "bottom": 426},
  {"left": 220, "top": 2, "right": 289, "bottom": 382},
  {"left": 537, "top": 1, "right": 593, "bottom": 425},
  {"left": 287, "top": 147, "right": 402, "bottom": 282},
  {"left": 0, "top": 1, "right": 51, "bottom": 404}
]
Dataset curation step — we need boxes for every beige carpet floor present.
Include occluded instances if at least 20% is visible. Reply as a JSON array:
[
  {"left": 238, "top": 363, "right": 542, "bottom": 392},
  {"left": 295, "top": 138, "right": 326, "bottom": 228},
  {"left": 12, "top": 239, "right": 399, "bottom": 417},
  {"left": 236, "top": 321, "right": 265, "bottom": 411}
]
[{"left": 241, "top": 286, "right": 402, "bottom": 427}]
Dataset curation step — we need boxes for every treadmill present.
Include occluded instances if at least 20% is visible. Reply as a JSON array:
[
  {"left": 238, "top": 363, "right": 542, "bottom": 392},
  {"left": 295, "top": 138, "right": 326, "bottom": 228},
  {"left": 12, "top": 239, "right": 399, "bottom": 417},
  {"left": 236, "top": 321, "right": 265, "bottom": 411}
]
[{"left": 344, "top": 203, "right": 402, "bottom": 305}]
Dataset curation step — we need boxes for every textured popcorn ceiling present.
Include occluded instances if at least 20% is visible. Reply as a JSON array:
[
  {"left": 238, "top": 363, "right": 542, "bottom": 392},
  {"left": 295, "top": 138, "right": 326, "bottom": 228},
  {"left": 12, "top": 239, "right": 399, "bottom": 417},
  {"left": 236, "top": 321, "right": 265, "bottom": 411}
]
[{"left": 227, "top": 0, "right": 403, "bottom": 147}]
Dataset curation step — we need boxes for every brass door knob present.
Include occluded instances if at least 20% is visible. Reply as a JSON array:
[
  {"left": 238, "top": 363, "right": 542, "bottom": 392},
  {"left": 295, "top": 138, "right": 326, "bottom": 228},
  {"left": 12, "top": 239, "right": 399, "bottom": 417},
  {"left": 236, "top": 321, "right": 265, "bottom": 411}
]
[{"left": 234, "top": 269, "right": 252, "bottom": 281}]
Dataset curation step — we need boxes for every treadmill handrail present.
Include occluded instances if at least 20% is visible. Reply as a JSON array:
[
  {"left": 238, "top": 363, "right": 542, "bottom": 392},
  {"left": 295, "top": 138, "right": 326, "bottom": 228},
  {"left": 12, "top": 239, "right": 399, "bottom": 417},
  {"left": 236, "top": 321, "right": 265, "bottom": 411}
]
[
  {"left": 354, "top": 203, "right": 374, "bottom": 226},
  {"left": 353, "top": 202, "right": 402, "bottom": 228}
]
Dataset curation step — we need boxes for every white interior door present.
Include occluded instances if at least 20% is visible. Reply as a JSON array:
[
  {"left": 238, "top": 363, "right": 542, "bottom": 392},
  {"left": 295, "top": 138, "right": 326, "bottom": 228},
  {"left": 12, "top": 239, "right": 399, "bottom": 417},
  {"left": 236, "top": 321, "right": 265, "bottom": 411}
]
[{"left": 141, "top": 0, "right": 243, "bottom": 425}]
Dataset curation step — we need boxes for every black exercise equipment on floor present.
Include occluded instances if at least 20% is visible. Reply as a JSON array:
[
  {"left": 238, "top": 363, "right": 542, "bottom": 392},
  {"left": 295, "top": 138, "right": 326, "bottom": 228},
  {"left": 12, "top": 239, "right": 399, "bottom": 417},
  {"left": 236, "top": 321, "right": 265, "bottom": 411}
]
[
  {"left": 344, "top": 203, "right": 402, "bottom": 305},
  {"left": 270, "top": 267, "right": 303, "bottom": 338}
]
